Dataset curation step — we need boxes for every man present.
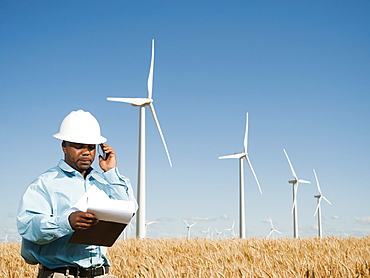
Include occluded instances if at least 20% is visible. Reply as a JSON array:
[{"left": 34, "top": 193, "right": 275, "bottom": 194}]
[{"left": 17, "top": 110, "right": 137, "bottom": 278}]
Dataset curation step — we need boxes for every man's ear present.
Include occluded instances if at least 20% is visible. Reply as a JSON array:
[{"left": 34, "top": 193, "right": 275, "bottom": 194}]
[{"left": 62, "top": 141, "right": 67, "bottom": 155}]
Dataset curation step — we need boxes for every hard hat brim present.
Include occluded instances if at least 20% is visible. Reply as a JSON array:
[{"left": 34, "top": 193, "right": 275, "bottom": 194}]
[{"left": 53, "top": 133, "right": 107, "bottom": 144}]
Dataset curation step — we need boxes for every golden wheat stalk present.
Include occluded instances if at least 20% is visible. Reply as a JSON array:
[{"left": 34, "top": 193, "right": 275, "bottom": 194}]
[{"left": 1, "top": 237, "right": 369, "bottom": 277}]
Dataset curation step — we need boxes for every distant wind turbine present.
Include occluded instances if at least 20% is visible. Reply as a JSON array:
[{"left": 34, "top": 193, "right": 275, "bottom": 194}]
[
  {"left": 225, "top": 221, "right": 236, "bottom": 238},
  {"left": 107, "top": 39, "right": 172, "bottom": 238},
  {"left": 313, "top": 169, "right": 332, "bottom": 238},
  {"left": 215, "top": 229, "right": 222, "bottom": 239},
  {"left": 266, "top": 218, "right": 282, "bottom": 239},
  {"left": 2, "top": 234, "right": 8, "bottom": 242},
  {"left": 183, "top": 219, "right": 197, "bottom": 239},
  {"left": 202, "top": 227, "right": 211, "bottom": 239},
  {"left": 123, "top": 221, "right": 134, "bottom": 240},
  {"left": 283, "top": 149, "right": 310, "bottom": 239},
  {"left": 219, "top": 113, "right": 262, "bottom": 239},
  {"left": 145, "top": 220, "right": 156, "bottom": 236}
]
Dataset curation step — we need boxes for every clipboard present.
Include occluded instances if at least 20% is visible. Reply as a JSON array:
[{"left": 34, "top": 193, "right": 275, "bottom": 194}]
[
  {"left": 67, "top": 185, "right": 136, "bottom": 247},
  {"left": 68, "top": 220, "right": 127, "bottom": 247}
]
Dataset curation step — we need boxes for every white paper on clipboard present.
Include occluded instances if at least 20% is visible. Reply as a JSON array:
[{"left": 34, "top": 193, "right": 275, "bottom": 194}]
[{"left": 70, "top": 185, "right": 135, "bottom": 224}]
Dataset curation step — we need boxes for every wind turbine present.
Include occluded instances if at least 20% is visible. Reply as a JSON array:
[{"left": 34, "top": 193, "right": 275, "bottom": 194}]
[
  {"left": 225, "top": 221, "right": 236, "bottom": 238},
  {"left": 145, "top": 220, "right": 156, "bottom": 236},
  {"left": 1, "top": 234, "right": 8, "bottom": 242},
  {"left": 183, "top": 219, "right": 197, "bottom": 239},
  {"left": 219, "top": 113, "right": 262, "bottom": 239},
  {"left": 215, "top": 229, "right": 222, "bottom": 239},
  {"left": 123, "top": 221, "right": 134, "bottom": 240},
  {"left": 313, "top": 169, "right": 332, "bottom": 238},
  {"left": 283, "top": 149, "right": 310, "bottom": 239},
  {"left": 202, "top": 227, "right": 211, "bottom": 239},
  {"left": 107, "top": 39, "right": 172, "bottom": 238},
  {"left": 266, "top": 218, "right": 282, "bottom": 239}
]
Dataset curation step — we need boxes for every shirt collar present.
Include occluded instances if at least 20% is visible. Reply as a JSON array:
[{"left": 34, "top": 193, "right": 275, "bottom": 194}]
[
  {"left": 57, "top": 159, "right": 104, "bottom": 182},
  {"left": 57, "top": 159, "right": 93, "bottom": 176}
]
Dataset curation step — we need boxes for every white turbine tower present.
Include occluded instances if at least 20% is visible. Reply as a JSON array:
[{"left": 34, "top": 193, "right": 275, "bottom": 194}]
[
  {"left": 183, "top": 219, "right": 197, "bottom": 239},
  {"left": 219, "top": 113, "right": 262, "bottom": 239},
  {"left": 283, "top": 149, "right": 310, "bottom": 239},
  {"left": 313, "top": 169, "right": 332, "bottom": 238},
  {"left": 266, "top": 217, "right": 282, "bottom": 239},
  {"left": 107, "top": 39, "right": 172, "bottom": 238}
]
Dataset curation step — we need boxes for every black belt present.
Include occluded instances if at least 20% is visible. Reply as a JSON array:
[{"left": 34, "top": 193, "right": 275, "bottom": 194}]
[{"left": 42, "top": 265, "right": 109, "bottom": 277}]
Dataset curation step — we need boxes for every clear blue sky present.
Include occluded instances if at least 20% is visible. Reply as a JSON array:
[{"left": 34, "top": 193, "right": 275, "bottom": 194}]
[{"left": 1, "top": 1, "right": 369, "bottom": 241}]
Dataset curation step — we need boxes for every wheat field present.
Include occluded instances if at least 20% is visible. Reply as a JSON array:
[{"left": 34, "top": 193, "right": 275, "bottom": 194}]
[{"left": 1, "top": 236, "right": 369, "bottom": 277}]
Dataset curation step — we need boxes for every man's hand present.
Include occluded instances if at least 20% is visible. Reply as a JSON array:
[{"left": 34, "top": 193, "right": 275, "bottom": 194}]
[
  {"left": 99, "top": 144, "right": 117, "bottom": 172},
  {"left": 69, "top": 211, "right": 99, "bottom": 230}
]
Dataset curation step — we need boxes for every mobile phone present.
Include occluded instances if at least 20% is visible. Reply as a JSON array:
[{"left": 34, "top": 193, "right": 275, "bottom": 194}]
[{"left": 98, "top": 144, "right": 107, "bottom": 160}]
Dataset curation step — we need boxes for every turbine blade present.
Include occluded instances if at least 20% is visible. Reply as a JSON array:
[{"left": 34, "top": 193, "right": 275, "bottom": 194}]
[
  {"left": 267, "top": 230, "right": 273, "bottom": 238},
  {"left": 275, "top": 229, "right": 282, "bottom": 234},
  {"left": 283, "top": 149, "right": 298, "bottom": 180},
  {"left": 218, "top": 153, "right": 244, "bottom": 159},
  {"left": 148, "top": 103, "right": 172, "bottom": 167},
  {"left": 314, "top": 197, "right": 322, "bottom": 216},
  {"left": 298, "top": 179, "right": 311, "bottom": 184},
  {"left": 291, "top": 199, "right": 296, "bottom": 214},
  {"left": 269, "top": 218, "right": 274, "bottom": 229},
  {"left": 291, "top": 183, "right": 298, "bottom": 213},
  {"left": 107, "top": 97, "right": 151, "bottom": 106},
  {"left": 245, "top": 156, "right": 262, "bottom": 194},
  {"left": 147, "top": 39, "right": 154, "bottom": 100},
  {"left": 183, "top": 219, "right": 189, "bottom": 226},
  {"left": 313, "top": 169, "right": 322, "bottom": 194},
  {"left": 322, "top": 196, "right": 332, "bottom": 205},
  {"left": 244, "top": 113, "right": 249, "bottom": 153}
]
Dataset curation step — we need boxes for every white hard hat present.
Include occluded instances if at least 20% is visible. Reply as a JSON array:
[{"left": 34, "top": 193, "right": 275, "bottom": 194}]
[{"left": 53, "top": 110, "right": 107, "bottom": 144}]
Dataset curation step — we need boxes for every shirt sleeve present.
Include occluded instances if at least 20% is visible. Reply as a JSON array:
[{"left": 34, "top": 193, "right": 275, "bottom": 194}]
[
  {"left": 17, "top": 180, "right": 73, "bottom": 245},
  {"left": 102, "top": 167, "right": 138, "bottom": 210}
]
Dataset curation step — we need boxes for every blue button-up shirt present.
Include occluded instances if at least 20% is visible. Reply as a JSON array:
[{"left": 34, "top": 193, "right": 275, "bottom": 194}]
[{"left": 17, "top": 160, "right": 137, "bottom": 268}]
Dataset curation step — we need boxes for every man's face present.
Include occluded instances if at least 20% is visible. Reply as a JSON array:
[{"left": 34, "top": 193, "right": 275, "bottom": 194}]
[{"left": 62, "top": 142, "right": 96, "bottom": 174}]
